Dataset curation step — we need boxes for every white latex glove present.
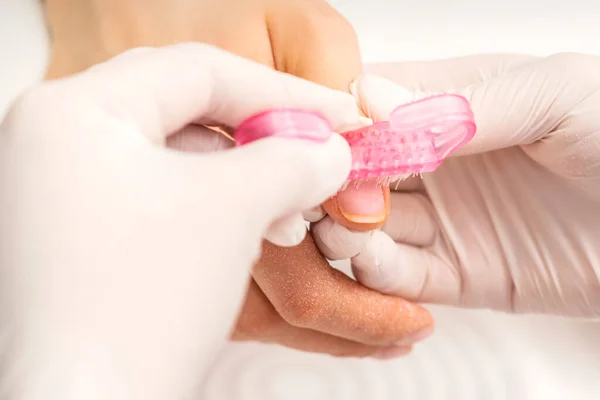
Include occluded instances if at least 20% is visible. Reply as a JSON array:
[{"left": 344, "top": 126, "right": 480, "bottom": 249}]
[
  {"left": 313, "top": 53, "right": 600, "bottom": 317},
  {"left": 0, "top": 44, "right": 359, "bottom": 400}
]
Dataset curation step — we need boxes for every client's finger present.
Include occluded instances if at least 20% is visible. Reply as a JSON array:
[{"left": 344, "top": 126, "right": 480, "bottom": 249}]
[
  {"left": 232, "top": 281, "right": 412, "bottom": 359},
  {"left": 268, "top": 2, "right": 395, "bottom": 232},
  {"left": 253, "top": 235, "right": 434, "bottom": 346},
  {"left": 76, "top": 43, "right": 364, "bottom": 142},
  {"left": 322, "top": 180, "right": 391, "bottom": 232}
]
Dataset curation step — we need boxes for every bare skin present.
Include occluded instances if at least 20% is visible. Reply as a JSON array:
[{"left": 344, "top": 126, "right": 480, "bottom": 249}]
[{"left": 43, "top": 0, "right": 433, "bottom": 357}]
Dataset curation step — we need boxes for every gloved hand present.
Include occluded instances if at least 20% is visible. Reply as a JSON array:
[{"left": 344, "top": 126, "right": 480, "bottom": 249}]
[
  {"left": 43, "top": 0, "right": 433, "bottom": 356},
  {"left": 314, "top": 53, "right": 600, "bottom": 317},
  {"left": 0, "top": 44, "right": 361, "bottom": 400}
]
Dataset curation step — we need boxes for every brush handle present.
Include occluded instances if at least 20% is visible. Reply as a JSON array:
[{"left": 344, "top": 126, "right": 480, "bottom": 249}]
[{"left": 234, "top": 95, "right": 476, "bottom": 181}]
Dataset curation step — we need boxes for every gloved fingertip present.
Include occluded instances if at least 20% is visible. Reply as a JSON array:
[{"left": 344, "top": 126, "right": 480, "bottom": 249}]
[
  {"left": 349, "top": 73, "right": 416, "bottom": 121},
  {"left": 311, "top": 217, "right": 371, "bottom": 261},
  {"left": 233, "top": 133, "right": 351, "bottom": 226},
  {"left": 351, "top": 230, "right": 398, "bottom": 291},
  {"left": 265, "top": 214, "right": 307, "bottom": 247}
]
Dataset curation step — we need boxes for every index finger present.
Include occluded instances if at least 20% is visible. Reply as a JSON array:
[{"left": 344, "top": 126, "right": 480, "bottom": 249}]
[
  {"left": 364, "top": 54, "right": 537, "bottom": 92},
  {"left": 253, "top": 235, "right": 434, "bottom": 346},
  {"left": 66, "top": 44, "right": 366, "bottom": 142}
]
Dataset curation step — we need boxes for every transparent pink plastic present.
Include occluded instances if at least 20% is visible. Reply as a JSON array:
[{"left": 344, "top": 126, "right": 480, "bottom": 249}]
[
  {"left": 234, "top": 108, "right": 332, "bottom": 145},
  {"left": 343, "top": 94, "right": 476, "bottom": 180},
  {"left": 234, "top": 94, "right": 476, "bottom": 181}
]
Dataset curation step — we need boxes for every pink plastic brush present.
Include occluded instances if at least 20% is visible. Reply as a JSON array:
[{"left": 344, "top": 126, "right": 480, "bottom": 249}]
[{"left": 234, "top": 94, "right": 476, "bottom": 183}]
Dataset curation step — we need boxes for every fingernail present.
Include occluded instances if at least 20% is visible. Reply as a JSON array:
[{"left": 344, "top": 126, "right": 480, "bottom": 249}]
[
  {"left": 395, "top": 326, "right": 434, "bottom": 346},
  {"left": 336, "top": 180, "right": 386, "bottom": 224},
  {"left": 349, "top": 77, "right": 361, "bottom": 99},
  {"left": 373, "top": 345, "right": 412, "bottom": 360}
]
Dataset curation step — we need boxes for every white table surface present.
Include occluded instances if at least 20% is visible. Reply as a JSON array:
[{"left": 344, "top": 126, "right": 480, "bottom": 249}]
[{"left": 2, "top": 0, "right": 600, "bottom": 398}]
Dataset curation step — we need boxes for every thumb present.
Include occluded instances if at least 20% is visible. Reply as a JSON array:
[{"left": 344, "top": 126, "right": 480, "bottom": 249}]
[
  {"left": 356, "top": 54, "right": 536, "bottom": 123},
  {"left": 350, "top": 192, "right": 459, "bottom": 305},
  {"left": 455, "top": 54, "right": 596, "bottom": 155},
  {"left": 224, "top": 134, "right": 351, "bottom": 245},
  {"left": 352, "top": 71, "right": 538, "bottom": 157},
  {"left": 351, "top": 231, "right": 460, "bottom": 305},
  {"left": 356, "top": 55, "right": 591, "bottom": 156}
]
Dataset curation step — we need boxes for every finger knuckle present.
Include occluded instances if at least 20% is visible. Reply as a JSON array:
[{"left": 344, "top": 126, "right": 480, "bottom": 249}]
[
  {"left": 278, "top": 288, "right": 325, "bottom": 327},
  {"left": 277, "top": 2, "right": 360, "bottom": 73},
  {"left": 304, "top": 14, "right": 358, "bottom": 62}
]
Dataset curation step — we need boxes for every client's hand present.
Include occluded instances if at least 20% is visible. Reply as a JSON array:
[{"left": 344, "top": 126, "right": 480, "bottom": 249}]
[{"left": 43, "top": 0, "right": 433, "bottom": 357}]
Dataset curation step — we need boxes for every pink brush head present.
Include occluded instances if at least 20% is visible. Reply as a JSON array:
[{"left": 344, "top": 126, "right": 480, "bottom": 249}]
[
  {"left": 234, "top": 94, "right": 476, "bottom": 182},
  {"left": 343, "top": 94, "right": 476, "bottom": 181}
]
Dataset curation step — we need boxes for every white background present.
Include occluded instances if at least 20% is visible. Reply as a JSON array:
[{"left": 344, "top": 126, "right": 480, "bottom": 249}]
[{"left": 1, "top": 0, "right": 600, "bottom": 398}]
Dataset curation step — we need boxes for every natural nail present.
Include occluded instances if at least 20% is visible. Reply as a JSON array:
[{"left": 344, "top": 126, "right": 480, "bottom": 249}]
[{"left": 336, "top": 180, "right": 387, "bottom": 224}]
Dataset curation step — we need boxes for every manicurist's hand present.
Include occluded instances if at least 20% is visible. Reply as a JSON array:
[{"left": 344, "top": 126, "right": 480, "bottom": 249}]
[
  {"left": 0, "top": 44, "right": 361, "bottom": 400},
  {"left": 321, "top": 53, "right": 600, "bottom": 317}
]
